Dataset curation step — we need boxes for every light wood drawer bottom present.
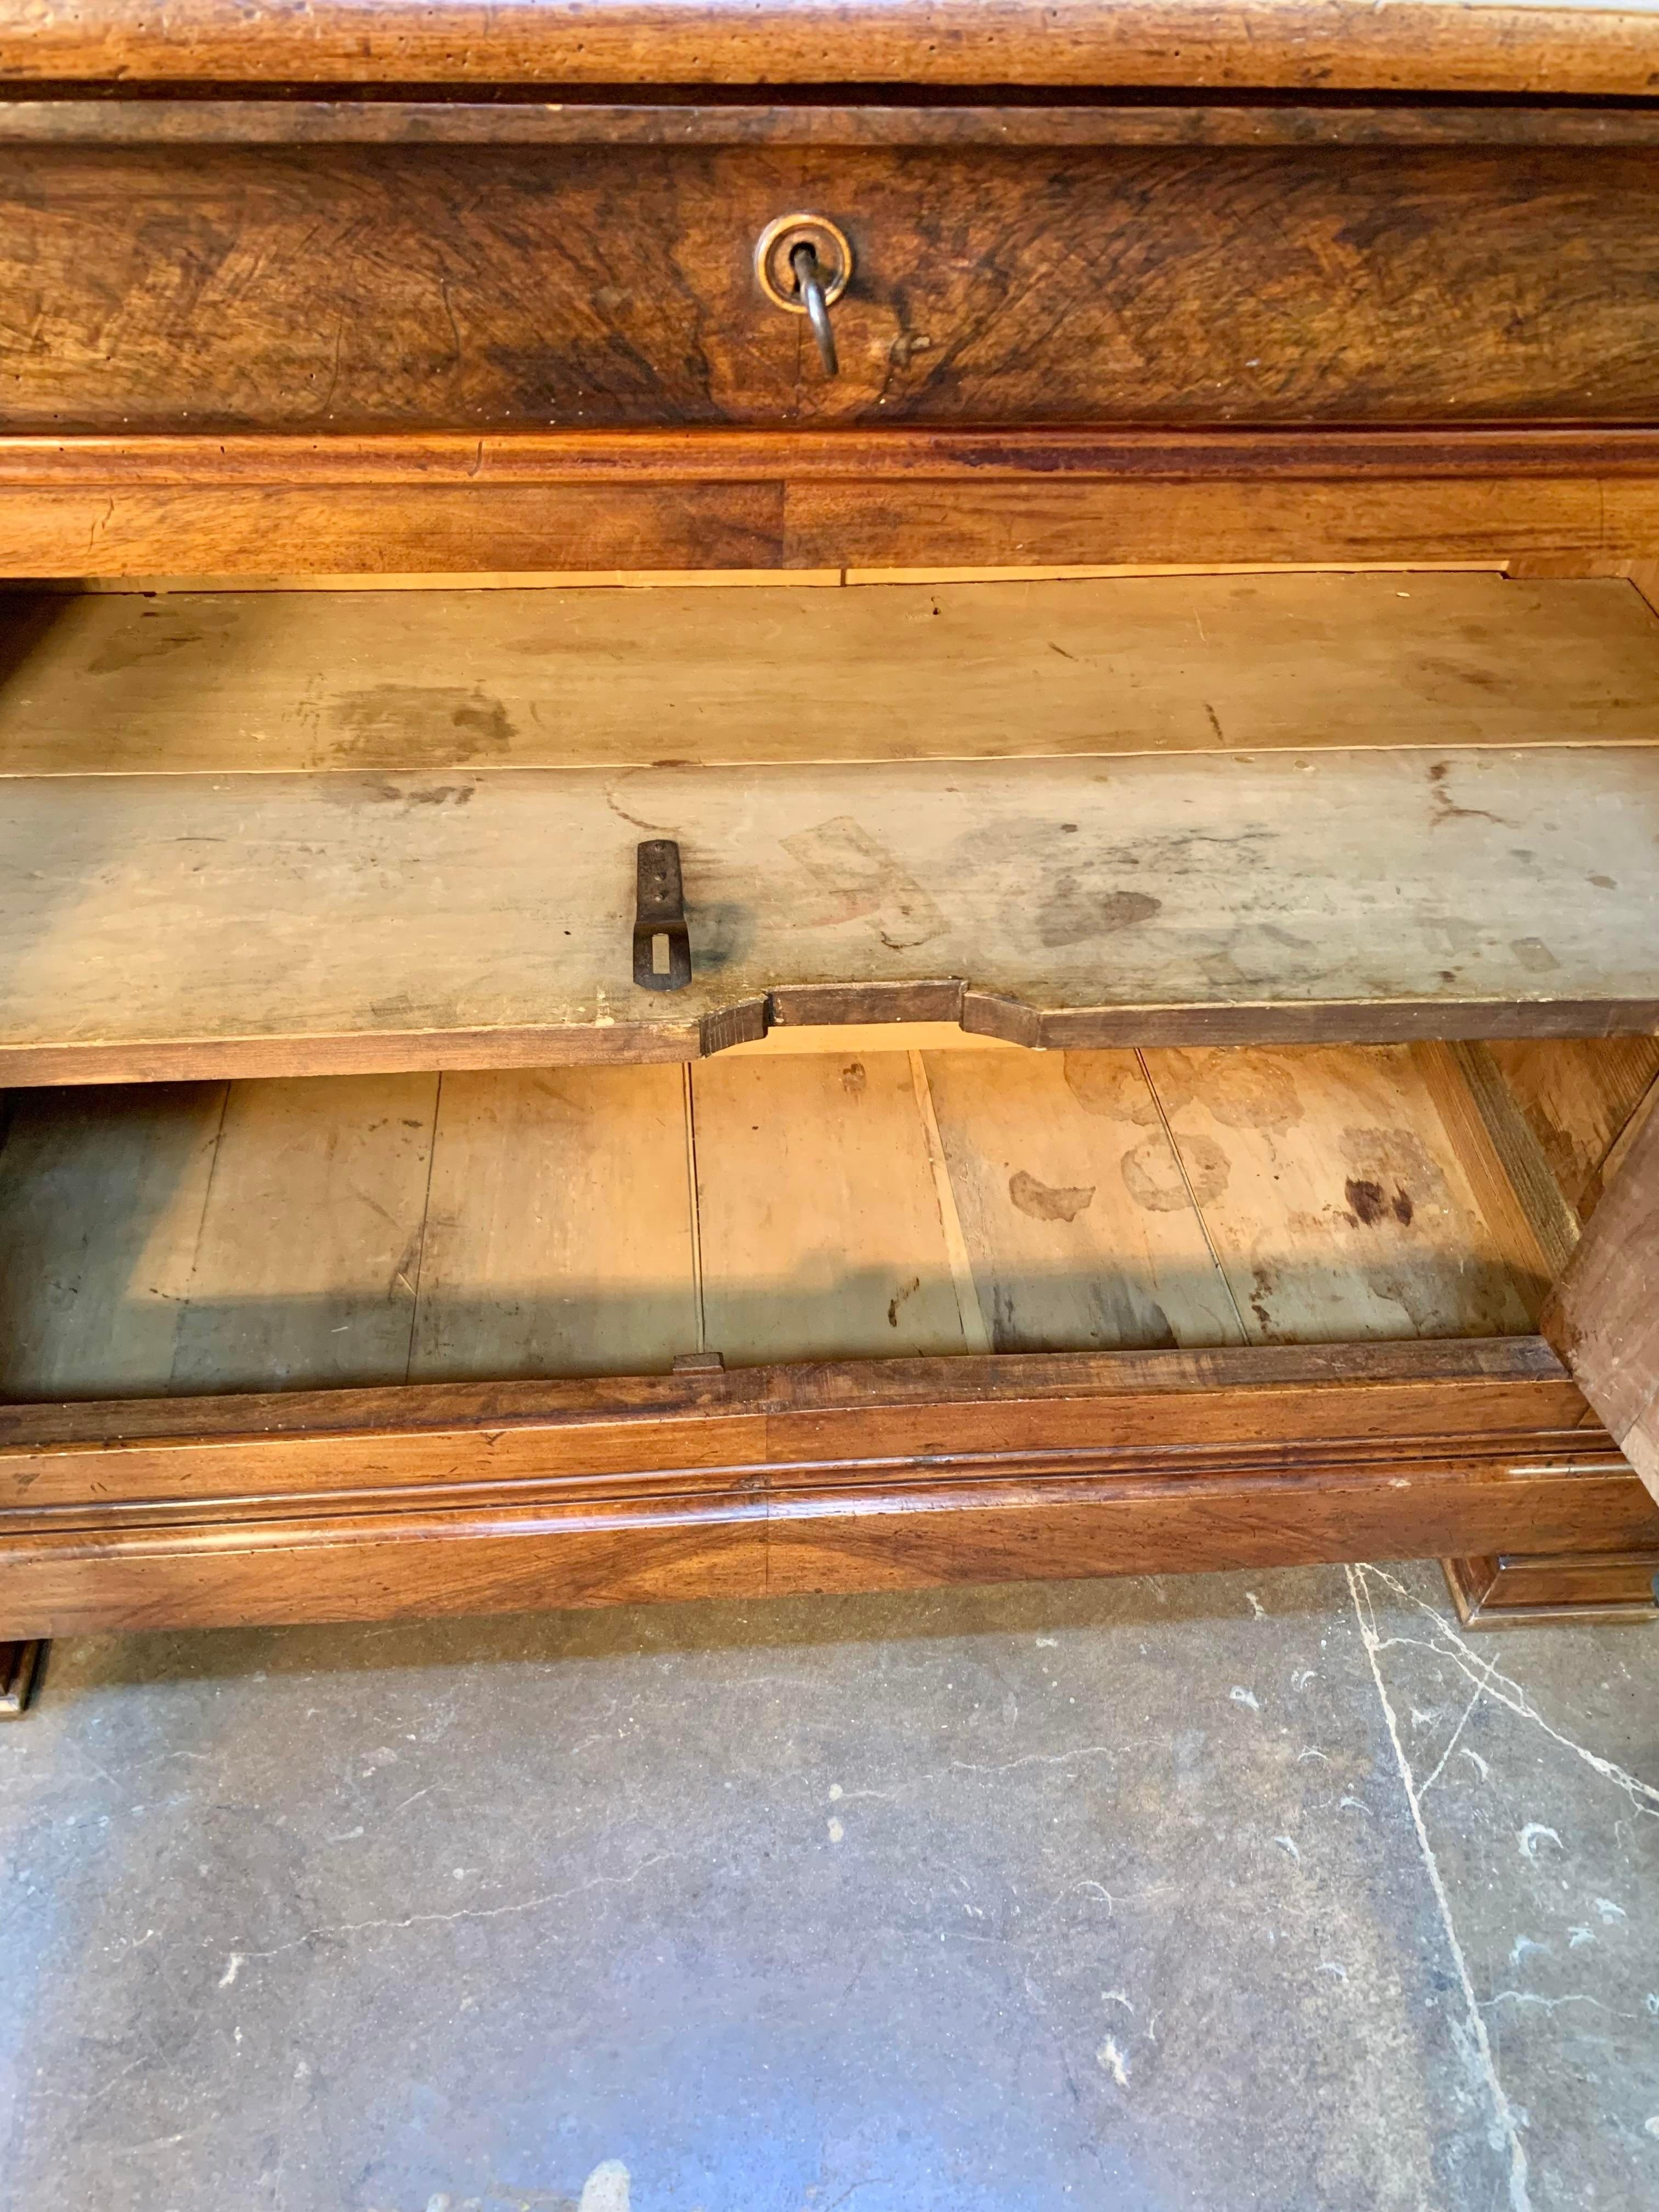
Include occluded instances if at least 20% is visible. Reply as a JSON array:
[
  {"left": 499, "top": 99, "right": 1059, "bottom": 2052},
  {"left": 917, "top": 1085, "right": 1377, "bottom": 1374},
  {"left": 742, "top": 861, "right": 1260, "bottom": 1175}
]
[{"left": 2, "top": 1036, "right": 1655, "bottom": 1635}]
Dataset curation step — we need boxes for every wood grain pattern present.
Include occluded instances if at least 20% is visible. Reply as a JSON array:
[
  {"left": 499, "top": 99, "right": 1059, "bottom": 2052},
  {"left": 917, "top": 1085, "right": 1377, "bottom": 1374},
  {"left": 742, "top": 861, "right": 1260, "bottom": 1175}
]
[
  {"left": 1, "top": 1341, "right": 1654, "bottom": 1637},
  {"left": 691, "top": 1051, "right": 969, "bottom": 1361},
  {"left": 8, "top": 572, "right": 1659, "bottom": 777},
  {"left": 0, "top": 1082, "right": 226, "bottom": 1398},
  {"left": 13, "top": 102, "right": 1659, "bottom": 153},
  {"left": 7, "top": 1, "right": 1658, "bottom": 96},
  {"left": 2, "top": 748, "right": 1653, "bottom": 1083},
  {"left": 410, "top": 1066, "right": 699, "bottom": 1379},
  {"left": 921, "top": 1048, "right": 1246, "bottom": 1353},
  {"left": 1142, "top": 1045, "right": 1541, "bottom": 1345},
  {"left": 170, "top": 1075, "right": 439, "bottom": 1393},
  {"left": 1542, "top": 1099, "right": 1659, "bottom": 1503},
  {"left": 8, "top": 428, "right": 1659, "bottom": 578},
  {"left": 5, "top": 143, "right": 1659, "bottom": 433},
  {"left": 1442, "top": 1547, "right": 1659, "bottom": 1627},
  {"left": 1486, "top": 1036, "right": 1659, "bottom": 1220}
]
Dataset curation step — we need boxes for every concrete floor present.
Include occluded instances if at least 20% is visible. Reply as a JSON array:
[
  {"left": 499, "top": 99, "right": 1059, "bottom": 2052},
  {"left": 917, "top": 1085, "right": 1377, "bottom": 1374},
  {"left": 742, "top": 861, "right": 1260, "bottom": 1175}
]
[{"left": 2, "top": 1563, "right": 1656, "bottom": 2212}]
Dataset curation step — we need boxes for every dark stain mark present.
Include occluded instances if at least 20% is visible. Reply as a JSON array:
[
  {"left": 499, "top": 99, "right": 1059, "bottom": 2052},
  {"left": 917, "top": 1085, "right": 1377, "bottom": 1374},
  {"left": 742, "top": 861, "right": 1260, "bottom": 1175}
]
[
  {"left": 88, "top": 616, "right": 211, "bottom": 674},
  {"left": 888, "top": 1276, "right": 922, "bottom": 1329},
  {"left": 1009, "top": 1169, "right": 1095, "bottom": 1223},
  {"left": 1048, "top": 641, "right": 1076, "bottom": 661},
  {"left": 1345, "top": 1176, "right": 1414, "bottom": 1227},
  {"left": 1426, "top": 758, "right": 1503, "bottom": 830},
  {"left": 841, "top": 1060, "right": 867, "bottom": 1096},
  {"left": 1346, "top": 1178, "right": 1388, "bottom": 1225},
  {"left": 1036, "top": 882, "right": 1162, "bottom": 949},
  {"left": 1204, "top": 703, "right": 1224, "bottom": 744},
  {"left": 1590, "top": 873, "right": 1617, "bottom": 890},
  {"left": 328, "top": 684, "right": 515, "bottom": 768},
  {"left": 1510, "top": 936, "right": 1560, "bottom": 975},
  {"left": 783, "top": 816, "right": 946, "bottom": 949}
]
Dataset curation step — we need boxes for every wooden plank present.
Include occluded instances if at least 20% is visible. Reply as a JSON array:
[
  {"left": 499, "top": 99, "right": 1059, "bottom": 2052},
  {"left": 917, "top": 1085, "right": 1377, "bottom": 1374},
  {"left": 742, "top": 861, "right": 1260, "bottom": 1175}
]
[
  {"left": 169, "top": 1075, "right": 438, "bottom": 1392},
  {"left": 0, "top": 1082, "right": 225, "bottom": 1398},
  {"left": 7, "top": 573, "right": 1659, "bottom": 776},
  {"left": 410, "top": 1066, "right": 699, "bottom": 1380},
  {"left": 691, "top": 1052, "right": 968, "bottom": 1362},
  {"left": 1, "top": 747, "right": 1655, "bottom": 1082},
  {"left": 4, "top": 428, "right": 1659, "bottom": 581},
  {"left": 1144, "top": 1045, "right": 1540, "bottom": 1344},
  {"left": 1413, "top": 1039, "right": 1577, "bottom": 1289},
  {"left": 0, "top": 1340, "right": 1653, "bottom": 1638},
  {"left": 7, "top": 2, "right": 1657, "bottom": 98},
  {"left": 14, "top": 102, "right": 1659, "bottom": 151},
  {"left": 920, "top": 1048, "right": 1247, "bottom": 1352},
  {"left": 1485, "top": 1036, "right": 1659, "bottom": 1218},
  {"left": 1542, "top": 1102, "right": 1659, "bottom": 1502}
]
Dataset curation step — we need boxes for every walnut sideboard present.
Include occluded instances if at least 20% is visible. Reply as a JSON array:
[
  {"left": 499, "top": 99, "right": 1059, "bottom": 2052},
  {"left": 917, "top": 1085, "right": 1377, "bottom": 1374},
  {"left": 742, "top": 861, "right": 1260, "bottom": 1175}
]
[{"left": 1, "top": 3, "right": 1657, "bottom": 1701}]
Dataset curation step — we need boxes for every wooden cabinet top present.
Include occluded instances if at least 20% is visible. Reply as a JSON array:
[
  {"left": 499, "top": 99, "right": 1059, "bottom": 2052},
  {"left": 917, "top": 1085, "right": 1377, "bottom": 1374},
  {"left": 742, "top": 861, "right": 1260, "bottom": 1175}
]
[{"left": 4, "top": 0, "right": 1658, "bottom": 96}]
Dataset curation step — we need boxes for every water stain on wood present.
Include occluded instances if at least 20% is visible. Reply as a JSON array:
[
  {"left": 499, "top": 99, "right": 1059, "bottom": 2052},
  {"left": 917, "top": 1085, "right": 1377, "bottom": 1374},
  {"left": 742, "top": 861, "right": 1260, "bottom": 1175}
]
[
  {"left": 1035, "top": 881, "right": 1162, "bottom": 949},
  {"left": 1345, "top": 1176, "right": 1414, "bottom": 1227},
  {"left": 1122, "top": 1130, "right": 1229, "bottom": 1212},
  {"left": 1062, "top": 1053, "right": 1158, "bottom": 1125},
  {"left": 327, "top": 684, "right": 515, "bottom": 767},
  {"left": 1008, "top": 1169, "right": 1096, "bottom": 1223},
  {"left": 781, "top": 816, "right": 946, "bottom": 950}
]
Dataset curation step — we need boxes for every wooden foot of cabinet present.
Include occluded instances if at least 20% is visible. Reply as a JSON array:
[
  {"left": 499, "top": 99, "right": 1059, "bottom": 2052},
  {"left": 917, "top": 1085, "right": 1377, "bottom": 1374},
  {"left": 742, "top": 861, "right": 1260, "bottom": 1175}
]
[
  {"left": 0, "top": 1639, "right": 43, "bottom": 1718},
  {"left": 1441, "top": 1550, "right": 1659, "bottom": 1629}
]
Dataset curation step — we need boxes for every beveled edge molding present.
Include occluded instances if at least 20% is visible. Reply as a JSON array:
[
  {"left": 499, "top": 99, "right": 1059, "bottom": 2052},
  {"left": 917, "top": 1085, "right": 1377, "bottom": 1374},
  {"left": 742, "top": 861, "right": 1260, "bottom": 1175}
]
[
  {"left": 3, "top": 1336, "right": 1657, "bottom": 1638},
  {"left": 8, "top": 98, "right": 1659, "bottom": 148},
  {"left": 7, "top": 427, "right": 1659, "bottom": 485},
  {"left": 4, "top": 1, "right": 1659, "bottom": 97}
]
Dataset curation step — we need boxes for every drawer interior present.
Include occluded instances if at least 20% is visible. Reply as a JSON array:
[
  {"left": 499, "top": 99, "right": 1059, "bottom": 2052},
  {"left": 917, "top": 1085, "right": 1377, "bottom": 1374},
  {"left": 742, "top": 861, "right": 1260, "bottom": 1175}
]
[
  {"left": 4, "top": 1034, "right": 1651, "bottom": 1403},
  {"left": 1, "top": 569, "right": 1658, "bottom": 1081}
]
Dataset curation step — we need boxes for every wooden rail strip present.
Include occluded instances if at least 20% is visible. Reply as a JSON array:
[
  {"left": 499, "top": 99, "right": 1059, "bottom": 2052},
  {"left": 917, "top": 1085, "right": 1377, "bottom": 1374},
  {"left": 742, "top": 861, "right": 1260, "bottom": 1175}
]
[
  {"left": 11, "top": 101, "right": 1659, "bottom": 149},
  {"left": 7, "top": 1, "right": 1659, "bottom": 97}
]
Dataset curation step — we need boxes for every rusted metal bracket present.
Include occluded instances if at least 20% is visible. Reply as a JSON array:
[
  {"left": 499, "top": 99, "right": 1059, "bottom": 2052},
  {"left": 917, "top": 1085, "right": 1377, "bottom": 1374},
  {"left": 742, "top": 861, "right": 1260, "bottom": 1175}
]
[{"left": 633, "top": 839, "right": 692, "bottom": 991}]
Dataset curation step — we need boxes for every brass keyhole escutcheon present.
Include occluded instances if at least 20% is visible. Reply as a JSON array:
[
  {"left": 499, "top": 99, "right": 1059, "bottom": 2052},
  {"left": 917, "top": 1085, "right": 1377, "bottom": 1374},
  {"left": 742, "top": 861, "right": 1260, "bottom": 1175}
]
[{"left": 754, "top": 213, "right": 853, "bottom": 315}]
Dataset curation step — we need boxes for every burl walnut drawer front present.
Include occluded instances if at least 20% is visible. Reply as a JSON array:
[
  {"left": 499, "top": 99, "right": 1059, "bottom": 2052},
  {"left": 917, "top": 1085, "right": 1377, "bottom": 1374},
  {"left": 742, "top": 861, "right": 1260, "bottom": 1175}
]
[{"left": 2, "top": 140, "right": 1656, "bottom": 432}]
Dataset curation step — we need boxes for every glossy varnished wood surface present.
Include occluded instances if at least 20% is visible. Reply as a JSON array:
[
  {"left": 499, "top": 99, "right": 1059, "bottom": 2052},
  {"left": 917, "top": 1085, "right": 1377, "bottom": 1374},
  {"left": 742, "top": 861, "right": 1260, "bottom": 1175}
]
[
  {"left": 8, "top": 429, "right": 1659, "bottom": 575},
  {"left": 5, "top": 143, "right": 1659, "bottom": 433},
  {"left": 2, "top": 1340, "right": 1654, "bottom": 1636},
  {"left": 7, "top": 1, "right": 1659, "bottom": 95}
]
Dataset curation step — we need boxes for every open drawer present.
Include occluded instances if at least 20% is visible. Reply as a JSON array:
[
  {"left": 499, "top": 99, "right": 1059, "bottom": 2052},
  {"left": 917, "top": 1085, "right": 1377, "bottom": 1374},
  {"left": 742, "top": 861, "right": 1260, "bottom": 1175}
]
[
  {"left": 1, "top": 567, "right": 1656, "bottom": 1640},
  {"left": 1, "top": 1031, "right": 1656, "bottom": 1635}
]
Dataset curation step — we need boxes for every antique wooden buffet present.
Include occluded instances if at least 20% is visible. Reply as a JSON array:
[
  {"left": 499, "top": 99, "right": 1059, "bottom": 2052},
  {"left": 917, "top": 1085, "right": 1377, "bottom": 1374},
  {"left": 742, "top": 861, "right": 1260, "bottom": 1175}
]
[{"left": 3, "top": 1, "right": 1659, "bottom": 1709}]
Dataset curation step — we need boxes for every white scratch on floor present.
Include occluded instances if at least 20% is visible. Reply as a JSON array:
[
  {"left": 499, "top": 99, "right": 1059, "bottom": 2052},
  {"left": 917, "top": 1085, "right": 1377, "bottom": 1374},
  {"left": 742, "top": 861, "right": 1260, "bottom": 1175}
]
[
  {"left": 1345, "top": 1564, "right": 1532, "bottom": 2212},
  {"left": 1096, "top": 2036, "right": 1130, "bottom": 2086},
  {"left": 1459, "top": 1748, "right": 1492, "bottom": 1782},
  {"left": 1352, "top": 1566, "right": 1659, "bottom": 1821},
  {"left": 1509, "top": 1936, "right": 1551, "bottom": 1968},
  {"left": 1595, "top": 1898, "right": 1628, "bottom": 1922},
  {"left": 1519, "top": 1824, "right": 1564, "bottom": 1862},
  {"left": 1245, "top": 1591, "right": 1266, "bottom": 1618},
  {"left": 826, "top": 1818, "right": 844, "bottom": 1844},
  {"left": 1319, "top": 1961, "right": 1348, "bottom": 1981},
  {"left": 225, "top": 1850, "right": 687, "bottom": 1968},
  {"left": 217, "top": 1954, "right": 244, "bottom": 1989},
  {"left": 1274, "top": 1835, "right": 1301, "bottom": 1863},
  {"left": 1100, "top": 1990, "right": 1135, "bottom": 2015},
  {"left": 1229, "top": 1686, "right": 1260, "bottom": 1712},
  {"left": 1297, "top": 1747, "right": 1331, "bottom": 1764},
  {"left": 1568, "top": 1927, "right": 1595, "bottom": 1949}
]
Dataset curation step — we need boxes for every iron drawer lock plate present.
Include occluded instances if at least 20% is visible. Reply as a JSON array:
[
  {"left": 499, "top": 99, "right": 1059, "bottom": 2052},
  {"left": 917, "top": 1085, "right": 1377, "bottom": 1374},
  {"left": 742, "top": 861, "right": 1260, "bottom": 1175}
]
[{"left": 633, "top": 839, "right": 693, "bottom": 991}]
